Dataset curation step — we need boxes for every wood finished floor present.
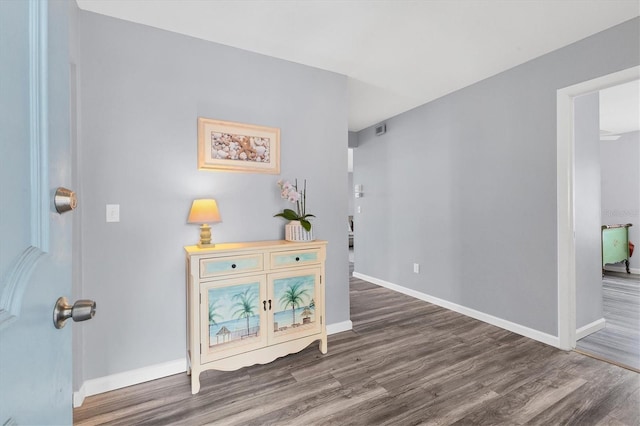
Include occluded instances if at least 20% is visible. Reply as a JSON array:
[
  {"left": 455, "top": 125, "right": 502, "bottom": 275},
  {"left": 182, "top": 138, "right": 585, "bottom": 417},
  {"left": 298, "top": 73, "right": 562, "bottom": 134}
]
[
  {"left": 74, "top": 270, "right": 640, "bottom": 425},
  {"left": 576, "top": 271, "right": 640, "bottom": 371}
]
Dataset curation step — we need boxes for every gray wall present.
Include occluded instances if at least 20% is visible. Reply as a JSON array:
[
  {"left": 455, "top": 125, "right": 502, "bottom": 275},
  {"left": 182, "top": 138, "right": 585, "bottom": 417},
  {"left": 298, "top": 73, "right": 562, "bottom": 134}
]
[
  {"left": 348, "top": 131, "right": 359, "bottom": 148},
  {"left": 354, "top": 18, "right": 639, "bottom": 337},
  {"left": 77, "top": 11, "right": 348, "bottom": 382},
  {"left": 601, "top": 130, "right": 640, "bottom": 271},
  {"left": 574, "top": 92, "right": 603, "bottom": 329}
]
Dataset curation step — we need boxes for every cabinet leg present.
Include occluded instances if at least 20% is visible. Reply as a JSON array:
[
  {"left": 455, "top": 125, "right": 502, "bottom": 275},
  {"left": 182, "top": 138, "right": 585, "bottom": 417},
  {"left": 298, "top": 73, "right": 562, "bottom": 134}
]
[
  {"left": 319, "top": 337, "right": 327, "bottom": 354},
  {"left": 191, "top": 374, "right": 200, "bottom": 394},
  {"left": 625, "top": 260, "right": 630, "bottom": 274}
]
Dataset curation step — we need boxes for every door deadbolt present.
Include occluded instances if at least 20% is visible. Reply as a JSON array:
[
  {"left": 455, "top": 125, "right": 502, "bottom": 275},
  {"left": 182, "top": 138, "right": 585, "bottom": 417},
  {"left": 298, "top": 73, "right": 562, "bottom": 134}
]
[
  {"left": 54, "top": 187, "right": 77, "bottom": 214},
  {"left": 53, "top": 297, "right": 96, "bottom": 329}
]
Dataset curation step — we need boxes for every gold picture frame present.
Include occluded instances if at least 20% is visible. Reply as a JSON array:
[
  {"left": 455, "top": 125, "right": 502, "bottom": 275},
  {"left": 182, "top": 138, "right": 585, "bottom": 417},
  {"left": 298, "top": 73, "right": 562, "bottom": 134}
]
[{"left": 197, "top": 118, "right": 280, "bottom": 174}]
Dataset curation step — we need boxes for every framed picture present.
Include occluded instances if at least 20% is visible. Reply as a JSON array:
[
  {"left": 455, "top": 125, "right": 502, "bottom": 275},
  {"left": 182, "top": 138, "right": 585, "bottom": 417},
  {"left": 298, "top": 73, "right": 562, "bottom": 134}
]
[{"left": 198, "top": 118, "right": 280, "bottom": 174}]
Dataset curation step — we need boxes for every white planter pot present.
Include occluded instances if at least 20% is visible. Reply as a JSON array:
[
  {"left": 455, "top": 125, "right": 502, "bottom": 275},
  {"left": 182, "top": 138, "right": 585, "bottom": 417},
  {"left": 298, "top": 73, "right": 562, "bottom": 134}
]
[{"left": 285, "top": 220, "right": 314, "bottom": 242}]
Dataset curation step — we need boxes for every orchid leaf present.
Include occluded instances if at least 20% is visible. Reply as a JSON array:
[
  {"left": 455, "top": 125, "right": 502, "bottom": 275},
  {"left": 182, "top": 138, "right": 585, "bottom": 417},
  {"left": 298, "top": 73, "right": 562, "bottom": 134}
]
[
  {"left": 274, "top": 209, "right": 300, "bottom": 221},
  {"left": 300, "top": 219, "right": 312, "bottom": 232}
]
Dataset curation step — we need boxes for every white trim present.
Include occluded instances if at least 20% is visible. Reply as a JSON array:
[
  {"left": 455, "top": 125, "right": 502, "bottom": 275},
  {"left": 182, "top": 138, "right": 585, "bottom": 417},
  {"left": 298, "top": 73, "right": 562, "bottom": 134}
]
[
  {"left": 604, "top": 265, "right": 640, "bottom": 275},
  {"left": 72, "top": 321, "right": 352, "bottom": 407},
  {"left": 556, "top": 85, "right": 577, "bottom": 351},
  {"left": 576, "top": 318, "right": 606, "bottom": 340},
  {"left": 353, "top": 272, "right": 560, "bottom": 348},
  {"left": 73, "top": 358, "right": 187, "bottom": 407},
  {"left": 73, "top": 383, "right": 86, "bottom": 408},
  {"left": 556, "top": 66, "right": 640, "bottom": 351},
  {"left": 327, "top": 320, "right": 353, "bottom": 335}
]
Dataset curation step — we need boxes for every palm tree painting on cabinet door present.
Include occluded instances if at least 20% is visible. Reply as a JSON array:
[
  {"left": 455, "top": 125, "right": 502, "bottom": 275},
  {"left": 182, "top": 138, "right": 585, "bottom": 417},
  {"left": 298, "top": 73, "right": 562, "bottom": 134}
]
[
  {"left": 208, "top": 300, "right": 225, "bottom": 343},
  {"left": 273, "top": 275, "right": 315, "bottom": 334},
  {"left": 232, "top": 288, "right": 259, "bottom": 338},
  {"left": 207, "top": 282, "right": 261, "bottom": 348}
]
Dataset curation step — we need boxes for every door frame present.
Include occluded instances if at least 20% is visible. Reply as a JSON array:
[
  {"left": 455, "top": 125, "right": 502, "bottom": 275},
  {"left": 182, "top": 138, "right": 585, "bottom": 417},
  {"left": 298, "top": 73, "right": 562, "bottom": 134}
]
[{"left": 556, "top": 65, "right": 640, "bottom": 350}]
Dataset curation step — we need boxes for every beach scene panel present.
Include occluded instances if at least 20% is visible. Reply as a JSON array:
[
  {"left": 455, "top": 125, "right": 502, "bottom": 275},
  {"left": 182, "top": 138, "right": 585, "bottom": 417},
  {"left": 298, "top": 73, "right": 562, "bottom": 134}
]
[
  {"left": 272, "top": 274, "right": 316, "bottom": 336},
  {"left": 208, "top": 282, "right": 261, "bottom": 348}
]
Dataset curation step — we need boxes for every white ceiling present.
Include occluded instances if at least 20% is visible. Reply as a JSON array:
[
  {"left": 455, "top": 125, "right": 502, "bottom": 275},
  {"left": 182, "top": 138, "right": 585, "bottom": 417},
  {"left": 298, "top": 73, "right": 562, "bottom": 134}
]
[{"left": 76, "top": 0, "right": 640, "bottom": 131}]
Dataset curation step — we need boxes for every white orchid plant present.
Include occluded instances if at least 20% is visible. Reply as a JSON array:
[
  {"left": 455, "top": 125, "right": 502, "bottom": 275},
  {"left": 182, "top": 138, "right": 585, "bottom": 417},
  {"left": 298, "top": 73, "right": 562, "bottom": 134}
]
[{"left": 274, "top": 179, "right": 315, "bottom": 231}]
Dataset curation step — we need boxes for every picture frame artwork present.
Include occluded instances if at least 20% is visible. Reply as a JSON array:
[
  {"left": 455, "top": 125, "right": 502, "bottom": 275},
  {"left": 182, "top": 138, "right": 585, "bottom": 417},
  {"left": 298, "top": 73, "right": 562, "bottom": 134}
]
[{"left": 198, "top": 118, "right": 280, "bottom": 174}]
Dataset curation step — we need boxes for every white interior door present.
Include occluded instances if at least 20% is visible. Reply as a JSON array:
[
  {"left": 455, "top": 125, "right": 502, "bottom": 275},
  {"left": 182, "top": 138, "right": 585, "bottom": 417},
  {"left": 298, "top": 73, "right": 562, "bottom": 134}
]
[{"left": 0, "top": 1, "right": 77, "bottom": 423}]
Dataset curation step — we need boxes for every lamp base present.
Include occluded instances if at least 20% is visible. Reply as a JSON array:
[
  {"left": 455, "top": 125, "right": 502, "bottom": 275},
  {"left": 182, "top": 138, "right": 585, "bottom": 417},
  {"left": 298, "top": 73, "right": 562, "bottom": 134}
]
[{"left": 198, "top": 223, "right": 213, "bottom": 247}]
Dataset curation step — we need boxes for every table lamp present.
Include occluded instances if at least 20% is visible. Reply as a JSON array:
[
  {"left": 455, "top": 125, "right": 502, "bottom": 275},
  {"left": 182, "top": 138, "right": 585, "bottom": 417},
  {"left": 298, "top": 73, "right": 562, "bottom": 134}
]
[{"left": 188, "top": 199, "right": 221, "bottom": 247}]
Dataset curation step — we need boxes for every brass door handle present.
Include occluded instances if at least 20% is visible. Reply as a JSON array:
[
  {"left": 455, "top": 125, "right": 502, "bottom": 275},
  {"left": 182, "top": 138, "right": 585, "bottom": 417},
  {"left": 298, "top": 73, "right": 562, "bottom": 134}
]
[{"left": 54, "top": 187, "right": 77, "bottom": 214}]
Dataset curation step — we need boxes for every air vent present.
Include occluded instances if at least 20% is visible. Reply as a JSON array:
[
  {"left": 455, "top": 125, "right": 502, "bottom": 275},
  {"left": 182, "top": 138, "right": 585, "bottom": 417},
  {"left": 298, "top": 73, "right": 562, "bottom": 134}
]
[{"left": 375, "top": 123, "right": 386, "bottom": 136}]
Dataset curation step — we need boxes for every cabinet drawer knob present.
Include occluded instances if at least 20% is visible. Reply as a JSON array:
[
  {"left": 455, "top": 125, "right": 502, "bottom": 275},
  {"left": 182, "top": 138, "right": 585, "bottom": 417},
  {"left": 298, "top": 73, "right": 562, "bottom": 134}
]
[
  {"left": 231, "top": 264, "right": 237, "bottom": 269},
  {"left": 295, "top": 257, "right": 300, "bottom": 261}
]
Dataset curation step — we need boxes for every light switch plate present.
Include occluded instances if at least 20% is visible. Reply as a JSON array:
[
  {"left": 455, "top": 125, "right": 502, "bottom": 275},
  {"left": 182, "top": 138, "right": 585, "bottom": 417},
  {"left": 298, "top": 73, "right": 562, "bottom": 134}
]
[{"left": 106, "top": 204, "right": 120, "bottom": 222}]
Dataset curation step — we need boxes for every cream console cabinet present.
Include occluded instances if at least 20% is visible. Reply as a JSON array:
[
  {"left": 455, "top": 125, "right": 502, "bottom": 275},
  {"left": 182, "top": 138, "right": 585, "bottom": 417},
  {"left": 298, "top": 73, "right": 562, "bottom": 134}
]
[{"left": 184, "top": 240, "right": 327, "bottom": 394}]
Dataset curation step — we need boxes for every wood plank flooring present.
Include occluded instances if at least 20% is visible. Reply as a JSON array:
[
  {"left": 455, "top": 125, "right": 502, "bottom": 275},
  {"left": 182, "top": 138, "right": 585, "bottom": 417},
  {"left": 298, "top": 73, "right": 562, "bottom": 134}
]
[
  {"left": 576, "top": 271, "right": 640, "bottom": 371},
  {"left": 74, "top": 269, "right": 640, "bottom": 425}
]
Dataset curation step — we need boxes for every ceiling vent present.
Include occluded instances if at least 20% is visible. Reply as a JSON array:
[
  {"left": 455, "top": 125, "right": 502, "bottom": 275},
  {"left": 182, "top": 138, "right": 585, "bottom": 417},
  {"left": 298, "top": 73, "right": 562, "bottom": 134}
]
[{"left": 375, "top": 123, "right": 386, "bottom": 136}]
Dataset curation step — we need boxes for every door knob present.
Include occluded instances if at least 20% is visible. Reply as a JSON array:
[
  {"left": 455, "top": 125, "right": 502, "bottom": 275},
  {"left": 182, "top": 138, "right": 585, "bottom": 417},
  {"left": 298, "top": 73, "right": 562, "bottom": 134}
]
[{"left": 53, "top": 297, "right": 96, "bottom": 329}]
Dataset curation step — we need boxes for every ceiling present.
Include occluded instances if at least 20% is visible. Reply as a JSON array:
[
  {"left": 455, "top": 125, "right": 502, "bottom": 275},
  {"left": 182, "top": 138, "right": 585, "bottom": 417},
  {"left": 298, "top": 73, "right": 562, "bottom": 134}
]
[{"left": 76, "top": 0, "right": 640, "bottom": 131}]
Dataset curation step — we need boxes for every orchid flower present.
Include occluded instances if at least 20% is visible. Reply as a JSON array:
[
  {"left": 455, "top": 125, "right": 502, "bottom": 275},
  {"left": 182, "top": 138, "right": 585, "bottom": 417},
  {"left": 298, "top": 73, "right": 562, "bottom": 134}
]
[{"left": 274, "top": 178, "right": 315, "bottom": 231}]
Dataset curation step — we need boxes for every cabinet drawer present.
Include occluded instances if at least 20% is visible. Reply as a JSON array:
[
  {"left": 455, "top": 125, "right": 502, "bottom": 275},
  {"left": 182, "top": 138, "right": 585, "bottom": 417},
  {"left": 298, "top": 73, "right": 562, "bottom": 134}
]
[
  {"left": 270, "top": 249, "right": 321, "bottom": 269},
  {"left": 200, "top": 254, "right": 263, "bottom": 278}
]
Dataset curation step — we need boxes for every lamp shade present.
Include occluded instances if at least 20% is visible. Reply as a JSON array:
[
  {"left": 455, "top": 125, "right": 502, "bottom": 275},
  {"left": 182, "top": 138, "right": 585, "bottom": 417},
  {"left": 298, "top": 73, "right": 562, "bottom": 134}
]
[{"left": 188, "top": 199, "right": 221, "bottom": 224}]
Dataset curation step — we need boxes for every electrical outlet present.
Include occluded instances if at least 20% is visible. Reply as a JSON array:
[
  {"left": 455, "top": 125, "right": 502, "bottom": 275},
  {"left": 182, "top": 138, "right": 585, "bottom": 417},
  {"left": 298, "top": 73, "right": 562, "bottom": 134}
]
[
  {"left": 413, "top": 263, "right": 420, "bottom": 274},
  {"left": 357, "top": 206, "right": 361, "bottom": 213}
]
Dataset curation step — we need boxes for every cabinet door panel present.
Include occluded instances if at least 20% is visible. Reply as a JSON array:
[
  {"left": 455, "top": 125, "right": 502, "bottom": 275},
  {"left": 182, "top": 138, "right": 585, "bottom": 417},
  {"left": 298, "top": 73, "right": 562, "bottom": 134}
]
[
  {"left": 269, "top": 268, "right": 322, "bottom": 345},
  {"left": 200, "top": 276, "right": 267, "bottom": 363}
]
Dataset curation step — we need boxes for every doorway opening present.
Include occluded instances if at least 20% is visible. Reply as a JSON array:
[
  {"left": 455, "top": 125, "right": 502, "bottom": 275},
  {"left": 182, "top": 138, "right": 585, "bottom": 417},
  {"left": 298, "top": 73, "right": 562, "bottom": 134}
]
[
  {"left": 574, "top": 80, "right": 639, "bottom": 371},
  {"left": 557, "top": 66, "right": 640, "bottom": 370}
]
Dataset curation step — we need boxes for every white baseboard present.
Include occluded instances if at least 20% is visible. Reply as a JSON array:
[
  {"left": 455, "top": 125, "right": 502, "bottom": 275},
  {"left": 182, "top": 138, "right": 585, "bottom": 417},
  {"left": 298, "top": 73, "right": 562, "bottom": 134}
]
[
  {"left": 74, "top": 320, "right": 353, "bottom": 407},
  {"left": 327, "top": 320, "right": 353, "bottom": 335},
  {"left": 352, "top": 271, "right": 560, "bottom": 348},
  {"left": 576, "top": 318, "right": 606, "bottom": 340},
  {"left": 73, "top": 358, "right": 187, "bottom": 408},
  {"left": 604, "top": 265, "right": 639, "bottom": 275},
  {"left": 73, "top": 383, "right": 86, "bottom": 408}
]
